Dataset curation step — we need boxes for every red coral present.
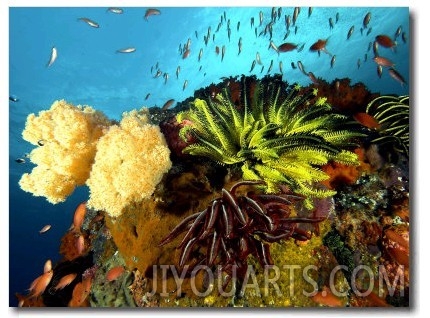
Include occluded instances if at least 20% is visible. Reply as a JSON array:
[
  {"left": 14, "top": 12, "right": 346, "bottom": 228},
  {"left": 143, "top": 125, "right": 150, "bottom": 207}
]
[{"left": 159, "top": 116, "right": 196, "bottom": 159}]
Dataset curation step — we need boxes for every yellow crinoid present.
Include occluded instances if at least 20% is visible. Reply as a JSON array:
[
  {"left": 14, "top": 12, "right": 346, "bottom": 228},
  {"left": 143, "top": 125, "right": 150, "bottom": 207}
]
[{"left": 176, "top": 79, "right": 365, "bottom": 209}]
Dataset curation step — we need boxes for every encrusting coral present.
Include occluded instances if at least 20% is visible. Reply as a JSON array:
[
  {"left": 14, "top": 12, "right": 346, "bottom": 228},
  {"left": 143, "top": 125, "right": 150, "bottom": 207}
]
[
  {"left": 19, "top": 100, "right": 112, "bottom": 203},
  {"left": 86, "top": 108, "right": 172, "bottom": 218}
]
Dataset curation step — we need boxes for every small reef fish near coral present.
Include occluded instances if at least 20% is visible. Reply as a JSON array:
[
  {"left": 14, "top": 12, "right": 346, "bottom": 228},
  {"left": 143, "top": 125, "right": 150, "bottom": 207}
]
[{"left": 10, "top": 6, "right": 410, "bottom": 309}]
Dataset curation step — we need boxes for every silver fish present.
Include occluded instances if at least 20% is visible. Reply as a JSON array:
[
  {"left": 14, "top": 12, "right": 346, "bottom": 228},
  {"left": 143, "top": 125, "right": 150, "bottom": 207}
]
[
  {"left": 154, "top": 70, "right": 162, "bottom": 78},
  {"left": 221, "top": 45, "right": 226, "bottom": 61},
  {"left": 78, "top": 17, "right": 99, "bottom": 28},
  {"left": 250, "top": 17, "right": 254, "bottom": 28},
  {"left": 330, "top": 55, "right": 336, "bottom": 68},
  {"left": 357, "top": 58, "right": 361, "bottom": 69},
  {"left": 46, "top": 46, "right": 57, "bottom": 67},
  {"left": 394, "top": 26, "right": 402, "bottom": 40},
  {"left": 279, "top": 61, "right": 283, "bottom": 74},
  {"left": 176, "top": 66, "right": 180, "bottom": 79},
  {"left": 116, "top": 47, "right": 136, "bottom": 53},
  {"left": 39, "top": 224, "right": 52, "bottom": 234},
  {"left": 107, "top": 7, "right": 123, "bottom": 14},
  {"left": 335, "top": 12, "right": 339, "bottom": 23},
  {"left": 297, "top": 61, "right": 307, "bottom": 75},
  {"left": 198, "top": 48, "right": 203, "bottom": 62},
  {"left": 183, "top": 80, "right": 188, "bottom": 91},
  {"left": 329, "top": 18, "right": 334, "bottom": 30},
  {"left": 308, "top": 7, "right": 313, "bottom": 18},
  {"left": 15, "top": 158, "right": 25, "bottom": 164},
  {"left": 267, "top": 59, "right": 273, "bottom": 74},
  {"left": 373, "top": 41, "right": 379, "bottom": 57},
  {"left": 259, "top": 11, "right": 263, "bottom": 26},
  {"left": 366, "top": 27, "right": 372, "bottom": 36},
  {"left": 256, "top": 52, "right": 262, "bottom": 65},
  {"left": 250, "top": 60, "right": 256, "bottom": 72},
  {"left": 347, "top": 26, "right": 354, "bottom": 40},
  {"left": 286, "top": 15, "right": 291, "bottom": 30},
  {"left": 269, "top": 41, "right": 279, "bottom": 54},
  {"left": 377, "top": 65, "right": 383, "bottom": 78},
  {"left": 237, "top": 21, "right": 240, "bottom": 32},
  {"left": 363, "top": 12, "right": 371, "bottom": 29},
  {"left": 293, "top": 7, "right": 300, "bottom": 26},
  {"left": 163, "top": 72, "right": 169, "bottom": 85},
  {"left": 291, "top": 62, "right": 297, "bottom": 69}
]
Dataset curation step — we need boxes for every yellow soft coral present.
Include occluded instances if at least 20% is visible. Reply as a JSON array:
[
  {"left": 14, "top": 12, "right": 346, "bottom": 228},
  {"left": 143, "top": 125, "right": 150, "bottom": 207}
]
[
  {"left": 19, "top": 100, "right": 112, "bottom": 203},
  {"left": 86, "top": 108, "right": 172, "bottom": 218}
]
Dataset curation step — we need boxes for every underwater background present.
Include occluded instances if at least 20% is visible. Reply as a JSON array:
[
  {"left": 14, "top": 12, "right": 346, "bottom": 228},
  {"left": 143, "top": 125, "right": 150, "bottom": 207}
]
[{"left": 7, "top": 3, "right": 414, "bottom": 310}]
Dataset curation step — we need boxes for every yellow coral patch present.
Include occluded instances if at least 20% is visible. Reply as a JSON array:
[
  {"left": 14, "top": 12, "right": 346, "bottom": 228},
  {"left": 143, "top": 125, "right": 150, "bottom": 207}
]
[
  {"left": 19, "top": 100, "right": 112, "bottom": 203},
  {"left": 86, "top": 108, "right": 172, "bottom": 218}
]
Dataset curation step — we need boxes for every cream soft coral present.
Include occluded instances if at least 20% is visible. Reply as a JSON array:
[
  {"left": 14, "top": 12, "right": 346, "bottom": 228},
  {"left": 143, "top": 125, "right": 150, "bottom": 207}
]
[
  {"left": 86, "top": 108, "right": 172, "bottom": 218},
  {"left": 19, "top": 100, "right": 112, "bottom": 203}
]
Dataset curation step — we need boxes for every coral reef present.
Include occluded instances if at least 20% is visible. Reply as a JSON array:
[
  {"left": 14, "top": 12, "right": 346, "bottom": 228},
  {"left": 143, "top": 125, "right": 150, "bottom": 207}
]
[
  {"left": 176, "top": 78, "right": 364, "bottom": 209},
  {"left": 86, "top": 108, "right": 172, "bottom": 218},
  {"left": 19, "top": 100, "right": 112, "bottom": 203},
  {"left": 16, "top": 75, "right": 409, "bottom": 308}
]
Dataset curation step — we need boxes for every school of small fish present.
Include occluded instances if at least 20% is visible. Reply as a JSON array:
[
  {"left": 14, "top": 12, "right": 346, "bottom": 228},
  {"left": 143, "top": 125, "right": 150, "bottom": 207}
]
[{"left": 38, "top": 7, "right": 407, "bottom": 113}]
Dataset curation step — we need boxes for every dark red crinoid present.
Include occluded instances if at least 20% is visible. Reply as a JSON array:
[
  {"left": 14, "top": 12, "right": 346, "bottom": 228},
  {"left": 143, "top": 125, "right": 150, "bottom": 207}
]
[{"left": 159, "top": 180, "right": 326, "bottom": 289}]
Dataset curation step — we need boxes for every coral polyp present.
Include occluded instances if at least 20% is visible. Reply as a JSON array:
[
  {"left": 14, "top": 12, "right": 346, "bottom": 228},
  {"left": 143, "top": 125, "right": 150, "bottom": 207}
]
[
  {"left": 176, "top": 80, "right": 364, "bottom": 208},
  {"left": 159, "top": 180, "right": 326, "bottom": 287}
]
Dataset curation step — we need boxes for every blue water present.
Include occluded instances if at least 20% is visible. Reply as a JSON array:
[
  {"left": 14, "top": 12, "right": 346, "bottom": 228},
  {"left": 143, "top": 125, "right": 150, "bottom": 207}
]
[{"left": 8, "top": 7, "right": 409, "bottom": 307}]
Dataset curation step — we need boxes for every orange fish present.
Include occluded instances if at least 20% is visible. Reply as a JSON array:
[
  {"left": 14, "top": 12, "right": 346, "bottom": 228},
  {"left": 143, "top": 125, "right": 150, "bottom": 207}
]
[
  {"left": 373, "top": 56, "right": 394, "bottom": 67},
  {"left": 73, "top": 201, "right": 87, "bottom": 232},
  {"left": 69, "top": 277, "right": 92, "bottom": 307},
  {"left": 76, "top": 235, "right": 85, "bottom": 255},
  {"left": 309, "top": 38, "right": 332, "bottom": 56},
  {"left": 375, "top": 34, "right": 397, "bottom": 49},
  {"left": 106, "top": 266, "right": 125, "bottom": 282},
  {"left": 39, "top": 224, "right": 51, "bottom": 234},
  {"left": 353, "top": 112, "right": 380, "bottom": 130},
  {"left": 278, "top": 42, "right": 298, "bottom": 52},
  {"left": 388, "top": 68, "right": 407, "bottom": 87},
  {"left": 54, "top": 273, "right": 77, "bottom": 290},
  {"left": 312, "top": 286, "right": 344, "bottom": 307},
  {"left": 43, "top": 259, "right": 52, "bottom": 273},
  {"left": 182, "top": 49, "right": 190, "bottom": 59},
  {"left": 144, "top": 8, "right": 161, "bottom": 20},
  {"left": 28, "top": 270, "right": 53, "bottom": 299}
]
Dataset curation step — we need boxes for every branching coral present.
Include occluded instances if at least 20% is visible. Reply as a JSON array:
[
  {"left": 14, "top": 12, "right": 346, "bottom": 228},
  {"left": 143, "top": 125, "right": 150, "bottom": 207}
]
[
  {"left": 19, "top": 100, "right": 112, "bottom": 203},
  {"left": 176, "top": 81, "right": 364, "bottom": 208},
  {"left": 365, "top": 95, "right": 409, "bottom": 156},
  {"left": 86, "top": 108, "right": 172, "bottom": 218}
]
